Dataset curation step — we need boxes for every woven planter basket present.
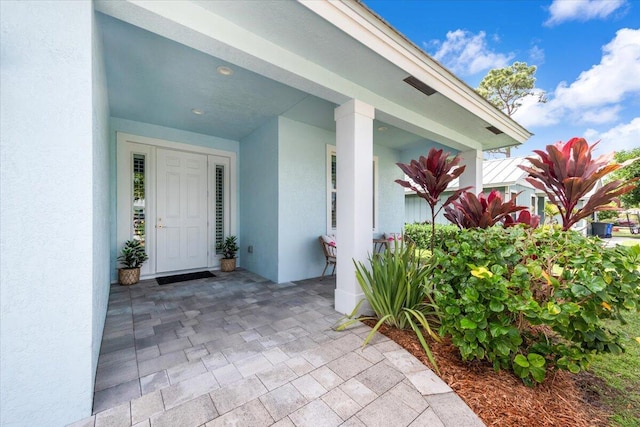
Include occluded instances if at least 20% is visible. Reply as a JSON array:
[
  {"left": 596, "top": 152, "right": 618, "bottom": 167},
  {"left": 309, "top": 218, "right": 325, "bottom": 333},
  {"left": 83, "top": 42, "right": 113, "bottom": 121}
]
[
  {"left": 119, "top": 267, "right": 140, "bottom": 286},
  {"left": 220, "top": 258, "right": 236, "bottom": 272}
]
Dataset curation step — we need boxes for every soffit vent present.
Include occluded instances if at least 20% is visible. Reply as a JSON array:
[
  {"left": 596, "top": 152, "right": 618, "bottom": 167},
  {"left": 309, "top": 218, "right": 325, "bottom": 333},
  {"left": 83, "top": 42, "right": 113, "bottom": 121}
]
[
  {"left": 403, "top": 76, "right": 437, "bottom": 96},
  {"left": 486, "top": 126, "right": 503, "bottom": 135}
]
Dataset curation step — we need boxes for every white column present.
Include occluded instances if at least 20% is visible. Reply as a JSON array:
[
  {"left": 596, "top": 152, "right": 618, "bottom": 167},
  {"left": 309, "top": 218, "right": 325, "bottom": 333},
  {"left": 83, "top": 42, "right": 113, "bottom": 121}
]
[
  {"left": 459, "top": 149, "right": 483, "bottom": 195},
  {"left": 334, "top": 99, "right": 374, "bottom": 314}
]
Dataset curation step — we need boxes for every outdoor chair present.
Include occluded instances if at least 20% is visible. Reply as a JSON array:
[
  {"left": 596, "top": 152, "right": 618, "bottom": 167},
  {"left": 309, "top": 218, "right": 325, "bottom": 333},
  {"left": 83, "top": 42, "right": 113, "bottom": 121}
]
[{"left": 319, "top": 236, "right": 337, "bottom": 277}]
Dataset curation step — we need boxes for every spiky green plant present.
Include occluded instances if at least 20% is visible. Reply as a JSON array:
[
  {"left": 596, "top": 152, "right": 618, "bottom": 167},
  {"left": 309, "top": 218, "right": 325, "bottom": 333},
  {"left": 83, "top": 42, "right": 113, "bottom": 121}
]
[{"left": 336, "top": 241, "right": 441, "bottom": 372}]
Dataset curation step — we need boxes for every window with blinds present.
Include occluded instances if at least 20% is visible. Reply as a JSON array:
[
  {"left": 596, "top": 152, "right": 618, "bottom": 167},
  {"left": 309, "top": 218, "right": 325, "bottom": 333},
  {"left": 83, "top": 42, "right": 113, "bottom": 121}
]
[
  {"left": 132, "top": 154, "right": 146, "bottom": 245},
  {"left": 215, "top": 165, "right": 225, "bottom": 254}
]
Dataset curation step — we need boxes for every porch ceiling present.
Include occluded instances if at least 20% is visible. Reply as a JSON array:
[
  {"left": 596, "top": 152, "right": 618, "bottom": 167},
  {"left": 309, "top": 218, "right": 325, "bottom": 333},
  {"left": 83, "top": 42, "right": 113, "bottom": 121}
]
[
  {"left": 98, "top": 12, "right": 429, "bottom": 148},
  {"left": 96, "top": 0, "right": 530, "bottom": 150}
]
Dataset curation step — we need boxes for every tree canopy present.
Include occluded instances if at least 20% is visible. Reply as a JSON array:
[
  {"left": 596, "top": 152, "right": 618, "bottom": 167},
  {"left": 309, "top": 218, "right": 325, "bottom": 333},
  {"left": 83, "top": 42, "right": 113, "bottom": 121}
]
[
  {"left": 476, "top": 61, "right": 538, "bottom": 117},
  {"left": 612, "top": 147, "right": 640, "bottom": 207}
]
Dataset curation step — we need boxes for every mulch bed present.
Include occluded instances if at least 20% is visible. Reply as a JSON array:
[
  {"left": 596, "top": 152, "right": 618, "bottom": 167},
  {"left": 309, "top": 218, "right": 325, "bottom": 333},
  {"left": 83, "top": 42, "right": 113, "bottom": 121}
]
[{"left": 362, "top": 319, "right": 611, "bottom": 427}]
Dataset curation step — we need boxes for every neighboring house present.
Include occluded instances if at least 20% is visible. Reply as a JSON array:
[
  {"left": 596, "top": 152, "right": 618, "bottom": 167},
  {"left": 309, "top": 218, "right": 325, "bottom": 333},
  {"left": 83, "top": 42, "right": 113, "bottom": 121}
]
[
  {"left": 0, "top": 1, "right": 531, "bottom": 425},
  {"left": 405, "top": 157, "right": 546, "bottom": 224}
]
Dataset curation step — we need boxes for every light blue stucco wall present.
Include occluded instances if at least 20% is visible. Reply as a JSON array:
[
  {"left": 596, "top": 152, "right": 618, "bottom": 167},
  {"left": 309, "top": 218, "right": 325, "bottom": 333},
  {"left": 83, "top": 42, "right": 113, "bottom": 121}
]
[
  {"left": 92, "top": 9, "right": 112, "bottom": 389},
  {"left": 240, "top": 116, "right": 407, "bottom": 283},
  {"left": 374, "top": 145, "right": 405, "bottom": 236},
  {"left": 276, "top": 118, "right": 405, "bottom": 282},
  {"left": 399, "top": 141, "right": 456, "bottom": 164},
  {"left": 1, "top": 2, "right": 107, "bottom": 425},
  {"left": 240, "top": 118, "right": 279, "bottom": 282},
  {"left": 277, "top": 117, "right": 333, "bottom": 281},
  {"left": 108, "top": 117, "right": 240, "bottom": 281}
]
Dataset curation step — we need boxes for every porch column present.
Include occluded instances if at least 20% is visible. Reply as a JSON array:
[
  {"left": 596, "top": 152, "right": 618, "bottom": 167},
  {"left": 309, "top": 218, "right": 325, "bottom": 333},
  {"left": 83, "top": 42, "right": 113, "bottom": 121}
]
[
  {"left": 334, "top": 99, "right": 374, "bottom": 314},
  {"left": 459, "top": 149, "right": 483, "bottom": 195}
]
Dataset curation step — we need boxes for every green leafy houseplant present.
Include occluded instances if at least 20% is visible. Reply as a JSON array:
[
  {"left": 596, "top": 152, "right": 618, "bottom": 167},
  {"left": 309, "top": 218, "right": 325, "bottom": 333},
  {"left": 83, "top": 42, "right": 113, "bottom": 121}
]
[
  {"left": 217, "top": 236, "right": 239, "bottom": 272},
  {"left": 337, "top": 241, "right": 442, "bottom": 372},
  {"left": 217, "top": 236, "right": 238, "bottom": 259},
  {"left": 117, "top": 239, "right": 148, "bottom": 285},
  {"left": 118, "top": 239, "right": 148, "bottom": 268}
]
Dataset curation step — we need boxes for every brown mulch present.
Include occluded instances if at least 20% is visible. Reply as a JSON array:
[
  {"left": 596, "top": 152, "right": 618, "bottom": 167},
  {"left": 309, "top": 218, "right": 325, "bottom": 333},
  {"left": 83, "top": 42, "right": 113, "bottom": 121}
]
[{"left": 362, "top": 320, "right": 611, "bottom": 427}]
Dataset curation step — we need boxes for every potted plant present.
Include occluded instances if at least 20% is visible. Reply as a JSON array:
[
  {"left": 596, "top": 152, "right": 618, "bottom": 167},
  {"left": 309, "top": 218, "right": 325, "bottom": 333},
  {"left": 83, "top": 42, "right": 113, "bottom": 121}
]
[
  {"left": 117, "top": 239, "right": 149, "bottom": 285},
  {"left": 217, "top": 236, "right": 239, "bottom": 272}
]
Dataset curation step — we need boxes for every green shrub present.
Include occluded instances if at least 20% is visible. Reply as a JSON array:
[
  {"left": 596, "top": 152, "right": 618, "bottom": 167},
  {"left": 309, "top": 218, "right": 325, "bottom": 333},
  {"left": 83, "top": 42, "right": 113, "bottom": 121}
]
[
  {"left": 431, "top": 226, "right": 640, "bottom": 385},
  {"left": 404, "top": 223, "right": 459, "bottom": 251},
  {"left": 338, "top": 241, "right": 441, "bottom": 372},
  {"left": 596, "top": 210, "right": 619, "bottom": 222}
]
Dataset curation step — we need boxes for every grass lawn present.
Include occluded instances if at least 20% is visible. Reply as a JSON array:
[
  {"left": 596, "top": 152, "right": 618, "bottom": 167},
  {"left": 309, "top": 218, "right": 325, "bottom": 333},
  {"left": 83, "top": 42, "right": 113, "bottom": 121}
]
[
  {"left": 588, "top": 315, "right": 640, "bottom": 426},
  {"left": 612, "top": 228, "right": 640, "bottom": 239}
]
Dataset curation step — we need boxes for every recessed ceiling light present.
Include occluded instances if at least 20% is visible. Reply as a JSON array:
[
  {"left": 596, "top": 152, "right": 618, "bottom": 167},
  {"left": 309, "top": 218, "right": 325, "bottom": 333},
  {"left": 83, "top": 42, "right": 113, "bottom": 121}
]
[
  {"left": 377, "top": 126, "right": 388, "bottom": 132},
  {"left": 217, "top": 66, "right": 234, "bottom": 76},
  {"left": 191, "top": 108, "right": 205, "bottom": 115}
]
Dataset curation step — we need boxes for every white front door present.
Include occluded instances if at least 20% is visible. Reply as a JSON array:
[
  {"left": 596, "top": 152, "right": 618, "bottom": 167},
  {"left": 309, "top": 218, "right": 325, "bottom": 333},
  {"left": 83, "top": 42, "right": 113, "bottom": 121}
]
[{"left": 156, "top": 148, "right": 208, "bottom": 272}]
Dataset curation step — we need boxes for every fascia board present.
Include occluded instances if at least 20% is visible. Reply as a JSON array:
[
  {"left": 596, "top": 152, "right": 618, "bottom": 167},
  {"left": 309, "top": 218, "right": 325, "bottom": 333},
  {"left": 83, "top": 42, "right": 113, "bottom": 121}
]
[{"left": 300, "top": 0, "right": 532, "bottom": 143}]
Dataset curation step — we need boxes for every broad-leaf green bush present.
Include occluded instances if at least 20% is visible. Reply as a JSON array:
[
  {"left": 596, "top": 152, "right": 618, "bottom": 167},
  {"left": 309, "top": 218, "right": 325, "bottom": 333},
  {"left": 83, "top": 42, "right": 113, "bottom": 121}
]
[
  {"left": 404, "top": 223, "right": 459, "bottom": 251},
  {"left": 431, "top": 226, "right": 640, "bottom": 385}
]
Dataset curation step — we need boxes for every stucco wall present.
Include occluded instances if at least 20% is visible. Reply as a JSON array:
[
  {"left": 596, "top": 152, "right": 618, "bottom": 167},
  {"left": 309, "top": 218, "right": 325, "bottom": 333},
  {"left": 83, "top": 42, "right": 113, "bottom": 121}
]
[
  {"left": 1, "top": 2, "right": 102, "bottom": 425},
  {"left": 399, "top": 141, "right": 456, "bottom": 164},
  {"left": 277, "top": 117, "right": 332, "bottom": 281},
  {"left": 240, "top": 118, "right": 279, "bottom": 282},
  {"left": 276, "top": 118, "right": 405, "bottom": 282},
  {"left": 92, "top": 9, "right": 112, "bottom": 388},
  {"left": 108, "top": 117, "right": 240, "bottom": 281},
  {"left": 374, "top": 144, "right": 405, "bottom": 236}
]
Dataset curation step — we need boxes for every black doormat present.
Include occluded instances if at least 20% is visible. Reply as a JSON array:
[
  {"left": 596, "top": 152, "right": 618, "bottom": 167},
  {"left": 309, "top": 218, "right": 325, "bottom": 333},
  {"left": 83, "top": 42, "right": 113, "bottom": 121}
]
[{"left": 156, "top": 271, "right": 215, "bottom": 285}]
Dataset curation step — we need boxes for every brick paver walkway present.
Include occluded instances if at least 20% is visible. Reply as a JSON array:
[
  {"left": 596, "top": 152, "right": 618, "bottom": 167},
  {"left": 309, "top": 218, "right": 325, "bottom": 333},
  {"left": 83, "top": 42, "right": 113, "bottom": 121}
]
[{"left": 68, "top": 270, "right": 484, "bottom": 426}]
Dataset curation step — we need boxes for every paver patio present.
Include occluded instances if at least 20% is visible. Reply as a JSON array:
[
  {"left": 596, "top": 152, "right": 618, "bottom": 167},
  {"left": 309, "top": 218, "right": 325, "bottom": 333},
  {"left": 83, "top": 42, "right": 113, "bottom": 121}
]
[{"left": 68, "top": 270, "right": 484, "bottom": 427}]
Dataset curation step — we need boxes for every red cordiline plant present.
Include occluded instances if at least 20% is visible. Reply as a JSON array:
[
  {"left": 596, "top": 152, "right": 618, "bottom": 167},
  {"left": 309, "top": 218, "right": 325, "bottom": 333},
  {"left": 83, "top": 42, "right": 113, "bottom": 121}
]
[
  {"left": 396, "top": 148, "right": 470, "bottom": 252},
  {"left": 519, "top": 137, "right": 639, "bottom": 231},
  {"left": 444, "top": 189, "right": 536, "bottom": 229},
  {"left": 504, "top": 210, "right": 541, "bottom": 228}
]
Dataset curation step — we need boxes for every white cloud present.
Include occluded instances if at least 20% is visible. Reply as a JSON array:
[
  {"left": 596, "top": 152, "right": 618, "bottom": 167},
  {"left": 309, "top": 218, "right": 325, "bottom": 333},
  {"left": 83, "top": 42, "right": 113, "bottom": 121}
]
[
  {"left": 513, "top": 29, "right": 640, "bottom": 128},
  {"left": 584, "top": 117, "right": 640, "bottom": 152},
  {"left": 528, "top": 45, "right": 545, "bottom": 64},
  {"left": 545, "top": 0, "right": 627, "bottom": 26},
  {"left": 512, "top": 90, "right": 561, "bottom": 127},
  {"left": 579, "top": 106, "right": 622, "bottom": 124},
  {"left": 554, "top": 28, "right": 640, "bottom": 108},
  {"left": 428, "top": 30, "right": 514, "bottom": 76}
]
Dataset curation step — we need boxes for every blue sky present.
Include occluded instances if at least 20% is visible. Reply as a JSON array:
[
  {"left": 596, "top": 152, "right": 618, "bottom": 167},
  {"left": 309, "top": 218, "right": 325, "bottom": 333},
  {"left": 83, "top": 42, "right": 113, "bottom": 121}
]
[{"left": 364, "top": 0, "right": 640, "bottom": 157}]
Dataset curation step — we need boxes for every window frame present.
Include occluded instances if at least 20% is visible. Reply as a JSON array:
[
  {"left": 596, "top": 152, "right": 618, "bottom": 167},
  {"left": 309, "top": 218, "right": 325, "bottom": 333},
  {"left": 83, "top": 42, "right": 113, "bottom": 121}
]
[{"left": 326, "top": 145, "right": 378, "bottom": 234}]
